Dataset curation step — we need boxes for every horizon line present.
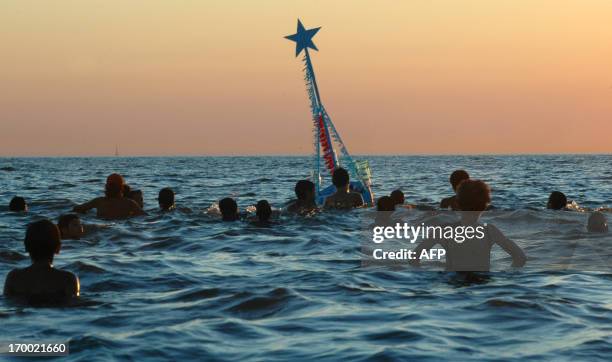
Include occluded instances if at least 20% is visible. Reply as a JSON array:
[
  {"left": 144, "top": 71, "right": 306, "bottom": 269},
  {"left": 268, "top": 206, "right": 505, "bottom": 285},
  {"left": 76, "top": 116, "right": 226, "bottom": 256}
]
[{"left": 1, "top": 152, "right": 611, "bottom": 158}]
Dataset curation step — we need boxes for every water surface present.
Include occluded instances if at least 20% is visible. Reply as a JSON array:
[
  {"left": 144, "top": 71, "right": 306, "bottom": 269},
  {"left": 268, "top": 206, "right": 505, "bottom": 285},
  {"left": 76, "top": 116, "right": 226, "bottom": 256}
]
[{"left": 1, "top": 155, "right": 610, "bottom": 361}]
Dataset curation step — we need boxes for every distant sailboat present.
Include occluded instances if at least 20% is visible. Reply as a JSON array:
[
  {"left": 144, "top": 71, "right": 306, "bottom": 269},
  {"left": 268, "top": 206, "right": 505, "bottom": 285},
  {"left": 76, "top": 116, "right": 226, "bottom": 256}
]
[{"left": 115, "top": 145, "right": 119, "bottom": 157}]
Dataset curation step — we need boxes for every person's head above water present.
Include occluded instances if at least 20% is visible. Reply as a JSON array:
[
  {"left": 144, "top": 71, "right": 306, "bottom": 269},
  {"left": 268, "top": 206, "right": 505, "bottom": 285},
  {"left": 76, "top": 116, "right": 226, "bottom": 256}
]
[
  {"left": 587, "top": 212, "right": 608, "bottom": 233},
  {"left": 390, "top": 190, "right": 405, "bottom": 206},
  {"left": 450, "top": 170, "right": 470, "bottom": 191},
  {"left": 219, "top": 197, "right": 239, "bottom": 221},
  {"left": 24, "top": 219, "right": 61, "bottom": 263},
  {"left": 377, "top": 196, "right": 396, "bottom": 212},
  {"left": 456, "top": 179, "right": 491, "bottom": 212},
  {"left": 57, "top": 214, "right": 84, "bottom": 240},
  {"left": 126, "top": 190, "right": 144, "bottom": 208},
  {"left": 547, "top": 191, "right": 567, "bottom": 210},
  {"left": 105, "top": 173, "right": 125, "bottom": 198},
  {"left": 158, "top": 188, "right": 175, "bottom": 211},
  {"left": 332, "top": 167, "right": 350, "bottom": 189},
  {"left": 295, "top": 180, "right": 316, "bottom": 202},
  {"left": 9, "top": 196, "right": 27, "bottom": 212},
  {"left": 256, "top": 200, "right": 272, "bottom": 222}
]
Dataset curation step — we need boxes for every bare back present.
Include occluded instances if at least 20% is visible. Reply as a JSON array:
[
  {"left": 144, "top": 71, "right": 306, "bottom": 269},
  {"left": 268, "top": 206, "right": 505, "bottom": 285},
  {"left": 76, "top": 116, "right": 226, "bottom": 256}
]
[
  {"left": 4, "top": 265, "right": 79, "bottom": 301},
  {"left": 74, "top": 197, "right": 144, "bottom": 220},
  {"left": 324, "top": 191, "right": 364, "bottom": 209}
]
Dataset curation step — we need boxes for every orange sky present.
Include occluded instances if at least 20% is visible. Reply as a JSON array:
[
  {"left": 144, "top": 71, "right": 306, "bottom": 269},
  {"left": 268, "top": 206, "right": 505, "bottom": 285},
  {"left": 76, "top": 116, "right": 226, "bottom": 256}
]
[{"left": 0, "top": 0, "right": 610, "bottom": 156}]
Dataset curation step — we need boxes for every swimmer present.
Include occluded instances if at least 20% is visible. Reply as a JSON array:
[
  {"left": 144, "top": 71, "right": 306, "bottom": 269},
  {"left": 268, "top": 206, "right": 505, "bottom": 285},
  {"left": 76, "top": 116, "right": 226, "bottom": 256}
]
[
  {"left": 255, "top": 200, "right": 272, "bottom": 223},
  {"left": 377, "top": 196, "right": 396, "bottom": 212},
  {"left": 324, "top": 168, "right": 364, "bottom": 209},
  {"left": 547, "top": 191, "right": 568, "bottom": 210},
  {"left": 3, "top": 220, "right": 80, "bottom": 300},
  {"left": 390, "top": 189, "right": 416, "bottom": 209},
  {"left": 126, "top": 189, "right": 144, "bottom": 208},
  {"left": 587, "top": 211, "right": 608, "bottom": 233},
  {"left": 57, "top": 214, "right": 84, "bottom": 239},
  {"left": 440, "top": 170, "right": 469, "bottom": 210},
  {"left": 287, "top": 180, "right": 317, "bottom": 214},
  {"left": 9, "top": 196, "right": 28, "bottom": 212},
  {"left": 219, "top": 197, "right": 239, "bottom": 221},
  {"left": 158, "top": 188, "right": 175, "bottom": 211},
  {"left": 73, "top": 173, "right": 145, "bottom": 219},
  {"left": 413, "top": 179, "right": 526, "bottom": 271}
]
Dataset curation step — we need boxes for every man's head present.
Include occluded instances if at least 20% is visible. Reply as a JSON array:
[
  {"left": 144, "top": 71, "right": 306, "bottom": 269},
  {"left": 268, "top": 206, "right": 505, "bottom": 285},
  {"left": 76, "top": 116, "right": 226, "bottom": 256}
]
[
  {"left": 9, "top": 196, "right": 27, "bottom": 212},
  {"left": 158, "top": 188, "right": 175, "bottom": 211},
  {"left": 456, "top": 179, "right": 491, "bottom": 212},
  {"left": 105, "top": 173, "right": 125, "bottom": 198},
  {"left": 390, "top": 189, "right": 405, "bottom": 206},
  {"left": 295, "top": 180, "right": 315, "bottom": 202},
  {"left": 332, "top": 167, "right": 350, "bottom": 189},
  {"left": 377, "top": 196, "right": 396, "bottom": 212},
  {"left": 587, "top": 212, "right": 608, "bottom": 233},
  {"left": 219, "top": 197, "right": 239, "bottom": 221},
  {"left": 256, "top": 200, "right": 272, "bottom": 222},
  {"left": 450, "top": 170, "right": 470, "bottom": 191},
  {"left": 58, "top": 214, "right": 84, "bottom": 239},
  {"left": 24, "top": 219, "right": 61, "bottom": 263},
  {"left": 126, "top": 190, "right": 144, "bottom": 208},
  {"left": 547, "top": 191, "right": 567, "bottom": 210}
]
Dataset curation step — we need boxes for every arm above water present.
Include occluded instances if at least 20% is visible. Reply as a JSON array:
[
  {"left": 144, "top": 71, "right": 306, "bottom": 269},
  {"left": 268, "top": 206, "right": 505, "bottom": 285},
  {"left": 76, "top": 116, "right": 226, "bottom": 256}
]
[
  {"left": 489, "top": 225, "right": 527, "bottom": 267},
  {"left": 73, "top": 197, "right": 102, "bottom": 214}
]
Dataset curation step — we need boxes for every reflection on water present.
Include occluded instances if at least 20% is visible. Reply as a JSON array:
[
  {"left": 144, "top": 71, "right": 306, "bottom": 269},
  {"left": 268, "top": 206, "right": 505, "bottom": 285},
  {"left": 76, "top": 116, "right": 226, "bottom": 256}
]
[{"left": 0, "top": 155, "right": 610, "bottom": 361}]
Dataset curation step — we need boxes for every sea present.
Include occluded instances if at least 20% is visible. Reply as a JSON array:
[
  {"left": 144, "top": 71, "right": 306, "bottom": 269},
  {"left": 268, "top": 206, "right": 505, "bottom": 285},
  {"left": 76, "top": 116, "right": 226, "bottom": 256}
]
[{"left": 0, "top": 155, "right": 610, "bottom": 361}]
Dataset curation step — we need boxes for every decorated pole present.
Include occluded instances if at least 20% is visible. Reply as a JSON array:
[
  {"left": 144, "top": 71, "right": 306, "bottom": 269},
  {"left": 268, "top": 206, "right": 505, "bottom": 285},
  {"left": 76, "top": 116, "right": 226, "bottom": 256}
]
[{"left": 285, "top": 19, "right": 373, "bottom": 205}]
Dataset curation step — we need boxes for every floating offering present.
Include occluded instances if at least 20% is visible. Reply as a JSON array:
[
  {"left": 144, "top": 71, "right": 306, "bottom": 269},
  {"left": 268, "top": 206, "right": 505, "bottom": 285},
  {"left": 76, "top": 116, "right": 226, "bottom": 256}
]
[{"left": 285, "top": 20, "right": 373, "bottom": 205}]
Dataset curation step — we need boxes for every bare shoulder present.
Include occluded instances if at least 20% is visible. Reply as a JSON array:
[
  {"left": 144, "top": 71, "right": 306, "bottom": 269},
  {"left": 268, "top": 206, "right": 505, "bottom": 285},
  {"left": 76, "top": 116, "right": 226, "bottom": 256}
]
[
  {"left": 3, "top": 268, "right": 22, "bottom": 295},
  {"left": 4, "top": 268, "right": 20, "bottom": 283},
  {"left": 56, "top": 269, "right": 79, "bottom": 295}
]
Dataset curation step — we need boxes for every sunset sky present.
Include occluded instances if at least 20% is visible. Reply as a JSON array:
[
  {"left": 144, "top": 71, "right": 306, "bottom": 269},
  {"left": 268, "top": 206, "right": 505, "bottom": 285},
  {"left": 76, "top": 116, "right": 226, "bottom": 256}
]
[{"left": 1, "top": 0, "right": 610, "bottom": 156}]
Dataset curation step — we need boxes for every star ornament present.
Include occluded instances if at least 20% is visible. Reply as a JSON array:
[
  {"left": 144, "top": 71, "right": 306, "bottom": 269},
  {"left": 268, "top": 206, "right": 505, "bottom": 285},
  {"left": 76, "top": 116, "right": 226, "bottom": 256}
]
[{"left": 285, "top": 19, "right": 321, "bottom": 57}]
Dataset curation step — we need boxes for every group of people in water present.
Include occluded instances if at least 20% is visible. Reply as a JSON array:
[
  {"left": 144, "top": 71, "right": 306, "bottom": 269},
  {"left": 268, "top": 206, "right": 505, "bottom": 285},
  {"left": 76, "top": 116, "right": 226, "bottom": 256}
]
[{"left": 3, "top": 167, "right": 609, "bottom": 303}]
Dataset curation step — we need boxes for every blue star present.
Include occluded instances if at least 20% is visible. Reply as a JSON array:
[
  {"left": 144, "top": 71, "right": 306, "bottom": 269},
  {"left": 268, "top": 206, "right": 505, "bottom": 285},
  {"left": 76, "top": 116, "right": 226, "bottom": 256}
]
[{"left": 285, "top": 19, "right": 321, "bottom": 57}]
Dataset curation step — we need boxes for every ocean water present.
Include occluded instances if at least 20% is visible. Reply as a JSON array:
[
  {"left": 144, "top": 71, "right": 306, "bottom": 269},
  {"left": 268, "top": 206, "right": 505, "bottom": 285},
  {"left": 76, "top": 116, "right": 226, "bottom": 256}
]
[{"left": 0, "top": 155, "right": 610, "bottom": 361}]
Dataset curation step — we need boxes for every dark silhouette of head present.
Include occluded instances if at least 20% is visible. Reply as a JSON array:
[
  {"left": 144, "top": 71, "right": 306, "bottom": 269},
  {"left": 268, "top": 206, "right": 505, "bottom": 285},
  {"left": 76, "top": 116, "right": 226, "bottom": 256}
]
[
  {"left": 456, "top": 180, "right": 491, "bottom": 212},
  {"left": 390, "top": 189, "right": 405, "bottom": 205},
  {"left": 450, "top": 170, "right": 470, "bottom": 191},
  {"left": 547, "top": 191, "right": 567, "bottom": 210},
  {"left": 219, "top": 197, "right": 239, "bottom": 221},
  {"left": 256, "top": 200, "right": 272, "bottom": 222},
  {"left": 24, "top": 219, "right": 61, "bottom": 263},
  {"left": 126, "top": 189, "right": 144, "bottom": 208},
  {"left": 158, "top": 188, "right": 175, "bottom": 210},
  {"left": 105, "top": 173, "right": 125, "bottom": 198},
  {"left": 295, "top": 180, "right": 316, "bottom": 201},
  {"left": 9, "top": 196, "right": 27, "bottom": 212},
  {"left": 587, "top": 212, "right": 608, "bottom": 233},
  {"left": 332, "top": 167, "right": 350, "bottom": 188},
  {"left": 57, "top": 213, "right": 83, "bottom": 239},
  {"left": 123, "top": 184, "right": 131, "bottom": 195},
  {"left": 377, "top": 196, "right": 396, "bottom": 212}
]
